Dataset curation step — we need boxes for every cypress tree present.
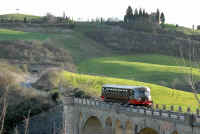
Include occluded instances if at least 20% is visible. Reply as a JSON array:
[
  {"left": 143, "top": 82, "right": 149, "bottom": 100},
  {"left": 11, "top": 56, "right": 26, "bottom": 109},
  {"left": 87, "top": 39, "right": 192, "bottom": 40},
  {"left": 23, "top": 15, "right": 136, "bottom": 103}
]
[
  {"left": 24, "top": 17, "right": 27, "bottom": 23},
  {"left": 124, "top": 6, "right": 134, "bottom": 23},
  {"left": 139, "top": 8, "right": 143, "bottom": 17},
  {"left": 156, "top": 9, "right": 160, "bottom": 23},
  {"left": 134, "top": 8, "right": 139, "bottom": 18},
  {"left": 160, "top": 12, "right": 165, "bottom": 24},
  {"left": 142, "top": 9, "right": 146, "bottom": 17}
]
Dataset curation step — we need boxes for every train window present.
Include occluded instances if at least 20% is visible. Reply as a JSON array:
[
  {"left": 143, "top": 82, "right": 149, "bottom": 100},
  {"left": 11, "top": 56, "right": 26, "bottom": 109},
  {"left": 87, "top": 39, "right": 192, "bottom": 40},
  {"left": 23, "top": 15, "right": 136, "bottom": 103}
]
[
  {"left": 123, "top": 92, "right": 125, "bottom": 96},
  {"left": 132, "top": 90, "right": 135, "bottom": 95}
]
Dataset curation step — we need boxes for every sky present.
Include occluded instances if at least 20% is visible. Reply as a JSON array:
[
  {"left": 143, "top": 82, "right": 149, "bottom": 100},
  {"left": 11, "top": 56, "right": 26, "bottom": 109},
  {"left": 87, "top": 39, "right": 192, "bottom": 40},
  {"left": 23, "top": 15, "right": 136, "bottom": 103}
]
[{"left": 0, "top": 0, "right": 199, "bottom": 28}]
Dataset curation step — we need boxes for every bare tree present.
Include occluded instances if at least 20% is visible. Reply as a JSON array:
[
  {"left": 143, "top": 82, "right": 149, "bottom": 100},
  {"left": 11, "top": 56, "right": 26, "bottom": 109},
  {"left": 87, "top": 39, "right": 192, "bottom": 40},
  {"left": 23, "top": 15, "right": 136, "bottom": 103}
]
[
  {"left": 0, "top": 93, "right": 7, "bottom": 134},
  {"left": 179, "top": 37, "right": 200, "bottom": 106},
  {"left": 24, "top": 110, "right": 31, "bottom": 134},
  {"left": 0, "top": 71, "right": 15, "bottom": 134}
]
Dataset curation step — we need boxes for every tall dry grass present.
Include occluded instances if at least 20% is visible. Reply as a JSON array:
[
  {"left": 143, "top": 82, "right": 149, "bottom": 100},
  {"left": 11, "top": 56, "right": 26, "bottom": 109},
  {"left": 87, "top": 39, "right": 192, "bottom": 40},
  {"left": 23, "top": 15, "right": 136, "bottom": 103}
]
[{"left": 0, "top": 92, "right": 7, "bottom": 134}]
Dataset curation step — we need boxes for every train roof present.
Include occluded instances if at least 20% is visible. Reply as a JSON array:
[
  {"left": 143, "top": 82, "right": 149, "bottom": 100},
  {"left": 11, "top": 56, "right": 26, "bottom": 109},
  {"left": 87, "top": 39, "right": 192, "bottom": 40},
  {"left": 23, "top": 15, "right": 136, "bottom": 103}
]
[{"left": 102, "top": 84, "right": 149, "bottom": 90}]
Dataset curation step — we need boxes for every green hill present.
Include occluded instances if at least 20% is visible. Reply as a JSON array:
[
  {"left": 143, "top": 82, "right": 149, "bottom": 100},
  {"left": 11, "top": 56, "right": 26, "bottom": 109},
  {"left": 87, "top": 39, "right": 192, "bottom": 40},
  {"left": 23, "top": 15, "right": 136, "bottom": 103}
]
[
  {"left": 78, "top": 54, "right": 199, "bottom": 91},
  {"left": 0, "top": 28, "right": 50, "bottom": 40}
]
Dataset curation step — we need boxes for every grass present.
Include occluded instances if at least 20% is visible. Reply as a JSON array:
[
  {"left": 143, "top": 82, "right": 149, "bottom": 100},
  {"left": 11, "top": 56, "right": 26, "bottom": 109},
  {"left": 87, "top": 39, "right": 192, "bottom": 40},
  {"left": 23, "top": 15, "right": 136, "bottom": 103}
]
[
  {"left": 0, "top": 28, "right": 51, "bottom": 41},
  {"left": 48, "top": 31, "right": 112, "bottom": 63},
  {"left": 78, "top": 54, "right": 200, "bottom": 90},
  {"left": 61, "top": 71, "right": 199, "bottom": 112}
]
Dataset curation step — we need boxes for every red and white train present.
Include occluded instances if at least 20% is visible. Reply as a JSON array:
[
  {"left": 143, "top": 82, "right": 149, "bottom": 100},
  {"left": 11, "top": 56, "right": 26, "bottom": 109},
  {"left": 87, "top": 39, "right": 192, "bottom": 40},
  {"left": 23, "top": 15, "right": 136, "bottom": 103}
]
[{"left": 101, "top": 84, "right": 153, "bottom": 107}]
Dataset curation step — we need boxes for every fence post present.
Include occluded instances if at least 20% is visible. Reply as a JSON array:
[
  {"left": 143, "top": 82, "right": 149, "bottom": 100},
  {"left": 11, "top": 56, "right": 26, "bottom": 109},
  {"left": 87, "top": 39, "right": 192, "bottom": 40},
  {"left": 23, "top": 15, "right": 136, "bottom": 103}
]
[
  {"left": 187, "top": 107, "right": 191, "bottom": 113},
  {"left": 196, "top": 109, "right": 200, "bottom": 116},
  {"left": 178, "top": 106, "right": 182, "bottom": 113},
  {"left": 162, "top": 105, "right": 166, "bottom": 110},
  {"left": 156, "top": 104, "right": 159, "bottom": 110},
  {"left": 170, "top": 105, "right": 174, "bottom": 111}
]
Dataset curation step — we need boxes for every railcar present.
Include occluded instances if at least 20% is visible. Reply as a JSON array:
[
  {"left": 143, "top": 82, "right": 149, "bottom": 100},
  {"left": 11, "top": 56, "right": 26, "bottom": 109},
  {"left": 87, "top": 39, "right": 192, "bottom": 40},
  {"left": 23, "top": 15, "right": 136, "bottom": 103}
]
[{"left": 101, "top": 84, "right": 153, "bottom": 107}]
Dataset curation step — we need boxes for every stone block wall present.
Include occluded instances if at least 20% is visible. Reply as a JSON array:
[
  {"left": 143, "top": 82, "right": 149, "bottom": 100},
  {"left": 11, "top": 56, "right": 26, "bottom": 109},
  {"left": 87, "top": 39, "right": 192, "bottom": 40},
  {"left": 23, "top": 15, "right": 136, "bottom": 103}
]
[{"left": 17, "top": 105, "right": 64, "bottom": 134}]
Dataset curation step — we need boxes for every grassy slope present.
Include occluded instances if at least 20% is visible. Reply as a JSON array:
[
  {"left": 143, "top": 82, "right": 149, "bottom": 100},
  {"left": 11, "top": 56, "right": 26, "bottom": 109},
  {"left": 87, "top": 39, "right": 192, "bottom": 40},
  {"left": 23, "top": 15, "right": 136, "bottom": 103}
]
[
  {"left": 0, "top": 26, "right": 113, "bottom": 63},
  {"left": 78, "top": 54, "right": 200, "bottom": 90},
  {"left": 163, "top": 24, "right": 200, "bottom": 35},
  {"left": 44, "top": 28, "right": 115, "bottom": 63},
  {"left": 0, "top": 29, "right": 50, "bottom": 40},
  {"left": 61, "top": 71, "right": 199, "bottom": 112}
]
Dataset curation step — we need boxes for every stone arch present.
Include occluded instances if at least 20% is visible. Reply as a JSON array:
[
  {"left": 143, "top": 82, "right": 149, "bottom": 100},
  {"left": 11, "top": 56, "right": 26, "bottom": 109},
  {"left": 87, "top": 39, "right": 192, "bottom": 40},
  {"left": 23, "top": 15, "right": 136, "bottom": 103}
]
[
  {"left": 125, "top": 120, "right": 133, "bottom": 134},
  {"left": 172, "top": 130, "right": 178, "bottom": 134},
  {"left": 139, "top": 127, "right": 159, "bottom": 134},
  {"left": 105, "top": 117, "right": 112, "bottom": 134},
  {"left": 115, "top": 120, "right": 123, "bottom": 134},
  {"left": 81, "top": 113, "right": 101, "bottom": 128},
  {"left": 82, "top": 116, "right": 104, "bottom": 134}
]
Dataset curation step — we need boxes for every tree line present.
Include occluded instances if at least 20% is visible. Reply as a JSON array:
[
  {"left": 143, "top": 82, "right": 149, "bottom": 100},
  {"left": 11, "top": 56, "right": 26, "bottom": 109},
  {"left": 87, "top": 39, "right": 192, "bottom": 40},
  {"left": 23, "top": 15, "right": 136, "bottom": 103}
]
[
  {"left": 124, "top": 6, "right": 165, "bottom": 25},
  {"left": 0, "top": 12, "right": 75, "bottom": 25}
]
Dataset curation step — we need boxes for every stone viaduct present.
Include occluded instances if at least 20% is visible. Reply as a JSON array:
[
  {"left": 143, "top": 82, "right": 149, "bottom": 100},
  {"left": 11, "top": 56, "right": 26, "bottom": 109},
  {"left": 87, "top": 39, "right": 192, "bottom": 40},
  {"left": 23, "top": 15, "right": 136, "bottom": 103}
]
[
  {"left": 19, "top": 96, "right": 200, "bottom": 134},
  {"left": 64, "top": 96, "right": 200, "bottom": 134}
]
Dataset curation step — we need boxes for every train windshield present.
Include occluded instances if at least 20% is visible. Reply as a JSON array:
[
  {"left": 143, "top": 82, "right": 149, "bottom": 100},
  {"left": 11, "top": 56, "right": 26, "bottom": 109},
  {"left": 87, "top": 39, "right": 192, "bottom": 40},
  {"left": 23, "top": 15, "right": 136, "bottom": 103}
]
[{"left": 134, "top": 88, "right": 149, "bottom": 99}]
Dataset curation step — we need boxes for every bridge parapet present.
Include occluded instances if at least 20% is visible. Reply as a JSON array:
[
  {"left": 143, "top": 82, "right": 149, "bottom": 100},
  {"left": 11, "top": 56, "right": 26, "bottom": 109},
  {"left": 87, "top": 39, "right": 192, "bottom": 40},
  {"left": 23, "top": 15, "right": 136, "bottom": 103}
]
[{"left": 64, "top": 97, "right": 200, "bottom": 126}]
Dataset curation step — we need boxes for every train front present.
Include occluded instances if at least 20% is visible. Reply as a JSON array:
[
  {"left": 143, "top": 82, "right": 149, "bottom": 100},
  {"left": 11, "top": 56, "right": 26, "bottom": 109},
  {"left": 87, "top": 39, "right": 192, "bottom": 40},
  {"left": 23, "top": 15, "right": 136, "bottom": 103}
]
[{"left": 128, "top": 87, "right": 153, "bottom": 107}]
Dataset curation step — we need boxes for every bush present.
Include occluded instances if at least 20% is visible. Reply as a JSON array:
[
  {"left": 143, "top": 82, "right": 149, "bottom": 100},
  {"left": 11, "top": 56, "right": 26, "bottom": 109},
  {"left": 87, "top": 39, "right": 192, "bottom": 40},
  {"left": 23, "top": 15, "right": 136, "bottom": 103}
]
[
  {"left": 197, "top": 25, "right": 200, "bottom": 30},
  {"left": 69, "top": 23, "right": 76, "bottom": 29},
  {"left": 19, "top": 64, "right": 28, "bottom": 73},
  {"left": 0, "top": 71, "right": 15, "bottom": 94},
  {"left": 73, "top": 88, "right": 92, "bottom": 98}
]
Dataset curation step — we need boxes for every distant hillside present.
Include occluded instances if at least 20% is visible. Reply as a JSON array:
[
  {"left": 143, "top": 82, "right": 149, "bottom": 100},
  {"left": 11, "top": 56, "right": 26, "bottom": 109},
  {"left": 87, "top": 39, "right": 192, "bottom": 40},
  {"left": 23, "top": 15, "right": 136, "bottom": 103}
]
[
  {"left": 81, "top": 23, "right": 200, "bottom": 59},
  {"left": 163, "top": 24, "right": 200, "bottom": 36},
  {"left": 0, "top": 14, "right": 41, "bottom": 20},
  {"left": 0, "top": 27, "right": 116, "bottom": 64},
  {"left": 3, "top": 22, "right": 200, "bottom": 63}
]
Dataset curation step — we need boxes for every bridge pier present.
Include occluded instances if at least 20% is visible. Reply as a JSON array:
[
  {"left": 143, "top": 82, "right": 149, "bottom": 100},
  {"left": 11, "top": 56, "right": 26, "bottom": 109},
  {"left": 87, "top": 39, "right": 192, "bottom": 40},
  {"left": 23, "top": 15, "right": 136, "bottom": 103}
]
[{"left": 63, "top": 96, "right": 76, "bottom": 134}]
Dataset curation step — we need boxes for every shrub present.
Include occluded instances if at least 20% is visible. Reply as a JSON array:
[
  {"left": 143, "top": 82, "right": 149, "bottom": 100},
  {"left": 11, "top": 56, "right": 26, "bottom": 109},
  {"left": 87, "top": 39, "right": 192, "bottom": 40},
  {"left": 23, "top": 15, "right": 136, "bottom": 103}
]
[{"left": 197, "top": 25, "right": 200, "bottom": 30}]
